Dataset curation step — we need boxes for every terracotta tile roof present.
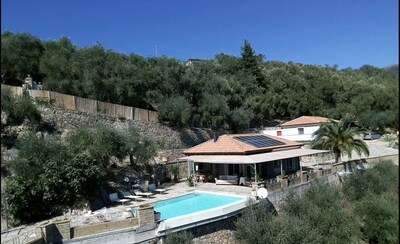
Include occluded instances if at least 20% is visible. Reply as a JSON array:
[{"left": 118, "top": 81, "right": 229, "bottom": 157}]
[
  {"left": 183, "top": 133, "right": 303, "bottom": 155},
  {"left": 281, "top": 116, "right": 334, "bottom": 127}
]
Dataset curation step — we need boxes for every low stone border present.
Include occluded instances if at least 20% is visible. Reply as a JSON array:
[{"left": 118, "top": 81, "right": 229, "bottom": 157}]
[{"left": 71, "top": 217, "right": 139, "bottom": 238}]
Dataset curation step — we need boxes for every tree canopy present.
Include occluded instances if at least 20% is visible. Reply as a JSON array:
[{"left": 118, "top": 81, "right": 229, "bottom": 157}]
[
  {"left": 2, "top": 31, "right": 398, "bottom": 131},
  {"left": 311, "top": 117, "right": 370, "bottom": 164},
  {"left": 4, "top": 123, "right": 157, "bottom": 226}
]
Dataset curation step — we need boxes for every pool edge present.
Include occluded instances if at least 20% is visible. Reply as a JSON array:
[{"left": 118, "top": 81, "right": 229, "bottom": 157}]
[{"left": 155, "top": 190, "right": 250, "bottom": 236}]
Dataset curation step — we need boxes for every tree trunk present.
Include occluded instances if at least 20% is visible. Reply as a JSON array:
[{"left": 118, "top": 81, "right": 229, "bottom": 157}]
[
  {"left": 129, "top": 154, "right": 134, "bottom": 167},
  {"left": 334, "top": 152, "right": 340, "bottom": 164}
]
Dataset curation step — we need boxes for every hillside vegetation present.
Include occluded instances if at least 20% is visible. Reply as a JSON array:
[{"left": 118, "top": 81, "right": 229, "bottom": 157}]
[
  {"left": 162, "top": 161, "right": 399, "bottom": 244},
  {"left": 1, "top": 31, "right": 398, "bottom": 132},
  {"left": 1, "top": 91, "right": 160, "bottom": 226},
  {"left": 234, "top": 160, "right": 399, "bottom": 244}
]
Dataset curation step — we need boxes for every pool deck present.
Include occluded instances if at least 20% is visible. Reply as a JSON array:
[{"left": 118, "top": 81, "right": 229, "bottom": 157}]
[
  {"left": 0, "top": 174, "right": 351, "bottom": 244},
  {"left": 1, "top": 181, "right": 255, "bottom": 242},
  {"left": 64, "top": 182, "right": 254, "bottom": 229},
  {"left": 130, "top": 180, "right": 253, "bottom": 207}
]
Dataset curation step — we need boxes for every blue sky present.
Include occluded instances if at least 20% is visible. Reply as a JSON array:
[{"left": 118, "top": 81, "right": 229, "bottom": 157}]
[{"left": 1, "top": 0, "right": 398, "bottom": 69}]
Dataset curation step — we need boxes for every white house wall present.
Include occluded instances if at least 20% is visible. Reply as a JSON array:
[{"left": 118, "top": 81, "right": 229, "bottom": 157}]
[{"left": 263, "top": 125, "right": 321, "bottom": 141}]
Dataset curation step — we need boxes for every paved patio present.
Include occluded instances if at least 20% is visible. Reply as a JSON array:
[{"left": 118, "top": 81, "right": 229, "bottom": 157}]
[{"left": 132, "top": 180, "right": 254, "bottom": 205}]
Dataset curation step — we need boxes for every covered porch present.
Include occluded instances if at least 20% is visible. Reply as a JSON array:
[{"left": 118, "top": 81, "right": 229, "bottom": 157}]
[{"left": 179, "top": 148, "right": 329, "bottom": 186}]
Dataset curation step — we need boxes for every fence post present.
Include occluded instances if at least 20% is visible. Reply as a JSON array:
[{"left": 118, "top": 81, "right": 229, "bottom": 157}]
[
  {"left": 129, "top": 106, "right": 134, "bottom": 120},
  {"left": 301, "top": 171, "right": 308, "bottom": 183},
  {"left": 72, "top": 95, "right": 76, "bottom": 111},
  {"left": 95, "top": 99, "right": 98, "bottom": 115},
  {"left": 280, "top": 177, "right": 288, "bottom": 189}
]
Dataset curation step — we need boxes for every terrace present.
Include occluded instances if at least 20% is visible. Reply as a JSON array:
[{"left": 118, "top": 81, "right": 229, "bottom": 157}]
[
  {"left": 1, "top": 180, "right": 254, "bottom": 244},
  {"left": 2, "top": 137, "right": 397, "bottom": 243},
  {"left": 0, "top": 172, "right": 333, "bottom": 244}
]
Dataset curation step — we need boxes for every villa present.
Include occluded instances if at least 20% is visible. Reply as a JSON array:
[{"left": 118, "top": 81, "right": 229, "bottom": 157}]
[
  {"left": 263, "top": 116, "right": 336, "bottom": 142},
  {"left": 179, "top": 133, "right": 329, "bottom": 185}
]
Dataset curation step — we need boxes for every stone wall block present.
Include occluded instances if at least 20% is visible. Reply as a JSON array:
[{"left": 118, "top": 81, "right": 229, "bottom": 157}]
[
  {"left": 301, "top": 171, "right": 308, "bottom": 183},
  {"left": 280, "top": 178, "right": 288, "bottom": 189},
  {"left": 138, "top": 204, "right": 155, "bottom": 227}
]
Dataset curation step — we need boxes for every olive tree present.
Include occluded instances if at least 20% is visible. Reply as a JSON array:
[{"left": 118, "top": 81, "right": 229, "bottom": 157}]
[{"left": 5, "top": 132, "right": 106, "bottom": 225}]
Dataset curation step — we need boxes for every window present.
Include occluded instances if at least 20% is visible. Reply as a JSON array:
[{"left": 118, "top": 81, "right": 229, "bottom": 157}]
[
  {"left": 298, "top": 128, "right": 304, "bottom": 135},
  {"left": 277, "top": 130, "right": 282, "bottom": 136}
]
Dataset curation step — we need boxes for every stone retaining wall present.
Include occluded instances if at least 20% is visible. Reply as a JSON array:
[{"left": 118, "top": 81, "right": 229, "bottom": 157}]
[
  {"left": 366, "top": 154, "right": 398, "bottom": 165},
  {"left": 288, "top": 176, "right": 302, "bottom": 186},
  {"left": 38, "top": 106, "right": 213, "bottom": 152},
  {"left": 38, "top": 106, "right": 183, "bottom": 149},
  {"left": 71, "top": 217, "right": 139, "bottom": 238},
  {"left": 300, "top": 152, "right": 333, "bottom": 165}
]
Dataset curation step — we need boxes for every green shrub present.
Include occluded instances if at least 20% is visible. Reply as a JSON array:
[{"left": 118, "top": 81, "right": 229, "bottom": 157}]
[
  {"left": 382, "top": 134, "right": 399, "bottom": 148},
  {"left": 281, "top": 182, "right": 361, "bottom": 243},
  {"left": 235, "top": 198, "right": 324, "bottom": 244},
  {"left": 163, "top": 230, "right": 194, "bottom": 244},
  {"left": 1, "top": 90, "right": 41, "bottom": 126},
  {"left": 234, "top": 199, "right": 277, "bottom": 244},
  {"left": 235, "top": 182, "right": 362, "bottom": 244},
  {"left": 1, "top": 88, "right": 14, "bottom": 112},
  {"left": 355, "top": 192, "right": 399, "bottom": 243},
  {"left": 342, "top": 160, "right": 398, "bottom": 201},
  {"left": 268, "top": 214, "right": 324, "bottom": 244},
  {"left": 5, "top": 131, "right": 107, "bottom": 225}
]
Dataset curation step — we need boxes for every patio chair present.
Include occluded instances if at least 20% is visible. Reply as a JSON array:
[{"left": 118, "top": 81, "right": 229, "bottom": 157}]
[
  {"left": 121, "top": 191, "right": 142, "bottom": 201},
  {"left": 109, "top": 193, "right": 130, "bottom": 205},
  {"left": 133, "top": 189, "right": 154, "bottom": 198}
]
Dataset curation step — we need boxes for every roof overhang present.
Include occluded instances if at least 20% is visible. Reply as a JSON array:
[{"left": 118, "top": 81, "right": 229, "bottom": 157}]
[{"left": 178, "top": 148, "right": 329, "bottom": 164}]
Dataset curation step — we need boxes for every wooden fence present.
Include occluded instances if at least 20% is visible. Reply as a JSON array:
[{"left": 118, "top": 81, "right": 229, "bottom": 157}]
[{"left": 1, "top": 84, "right": 158, "bottom": 123}]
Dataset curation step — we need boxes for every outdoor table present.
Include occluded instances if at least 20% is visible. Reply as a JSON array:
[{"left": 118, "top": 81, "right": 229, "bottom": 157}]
[{"left": 196, "top": 174, "right": 207, "bottom": 183}]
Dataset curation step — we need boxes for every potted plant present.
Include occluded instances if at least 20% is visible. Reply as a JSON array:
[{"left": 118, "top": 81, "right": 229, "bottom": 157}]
[
  {"left": 170, "top": 164, "right": 180, "bottom": 183},
  {"left": 187, "top": 175, "right": 194, "bottom": 187},
  {"left": 154, "top": 211, "right": 161, "bottom": 221}
]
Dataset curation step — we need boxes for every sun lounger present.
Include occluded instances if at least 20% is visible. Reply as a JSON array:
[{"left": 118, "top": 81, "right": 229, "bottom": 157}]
[
  {"left": 121, "top": 191, "right": 142, "bottom": 201},
  {"left": 133, "top": 189, "right": 154, "bottom": 198},
  {"left": 109, "top": 193, "right": 130, "bottom": 205},
  {"left": 148, "top": 184, "right": 168, "bottom": 194},
  {"left": 153, "top": 188, "right": 167, "bottom": 194}
]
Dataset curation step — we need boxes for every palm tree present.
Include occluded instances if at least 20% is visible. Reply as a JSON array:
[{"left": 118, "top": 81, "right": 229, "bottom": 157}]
[{"left": 310, "top": 118, "right": 369, "bottom": 164}]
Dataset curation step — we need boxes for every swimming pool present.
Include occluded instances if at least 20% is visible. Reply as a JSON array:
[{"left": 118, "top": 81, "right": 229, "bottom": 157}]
[
  {"left": 152, "top": 192, "right": 244, "bottom": 220},
  {"left": 153, "top": 191, "right": 249, "bottom": 236}
]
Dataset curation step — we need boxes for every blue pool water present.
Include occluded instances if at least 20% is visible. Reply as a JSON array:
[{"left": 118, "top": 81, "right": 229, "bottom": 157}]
[{"left": 151, "top": 192, "right": 244, "bottom": 220}]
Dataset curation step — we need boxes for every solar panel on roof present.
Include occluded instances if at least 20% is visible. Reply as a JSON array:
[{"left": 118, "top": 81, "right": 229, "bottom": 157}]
[{"left": 234, "top": 135, "right": 285, "bottom": 148}]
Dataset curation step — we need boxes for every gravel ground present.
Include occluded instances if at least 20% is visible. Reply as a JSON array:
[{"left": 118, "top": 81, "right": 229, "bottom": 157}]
[{"left": 341, "top": 137, "right": 399, "bottom": 164}]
